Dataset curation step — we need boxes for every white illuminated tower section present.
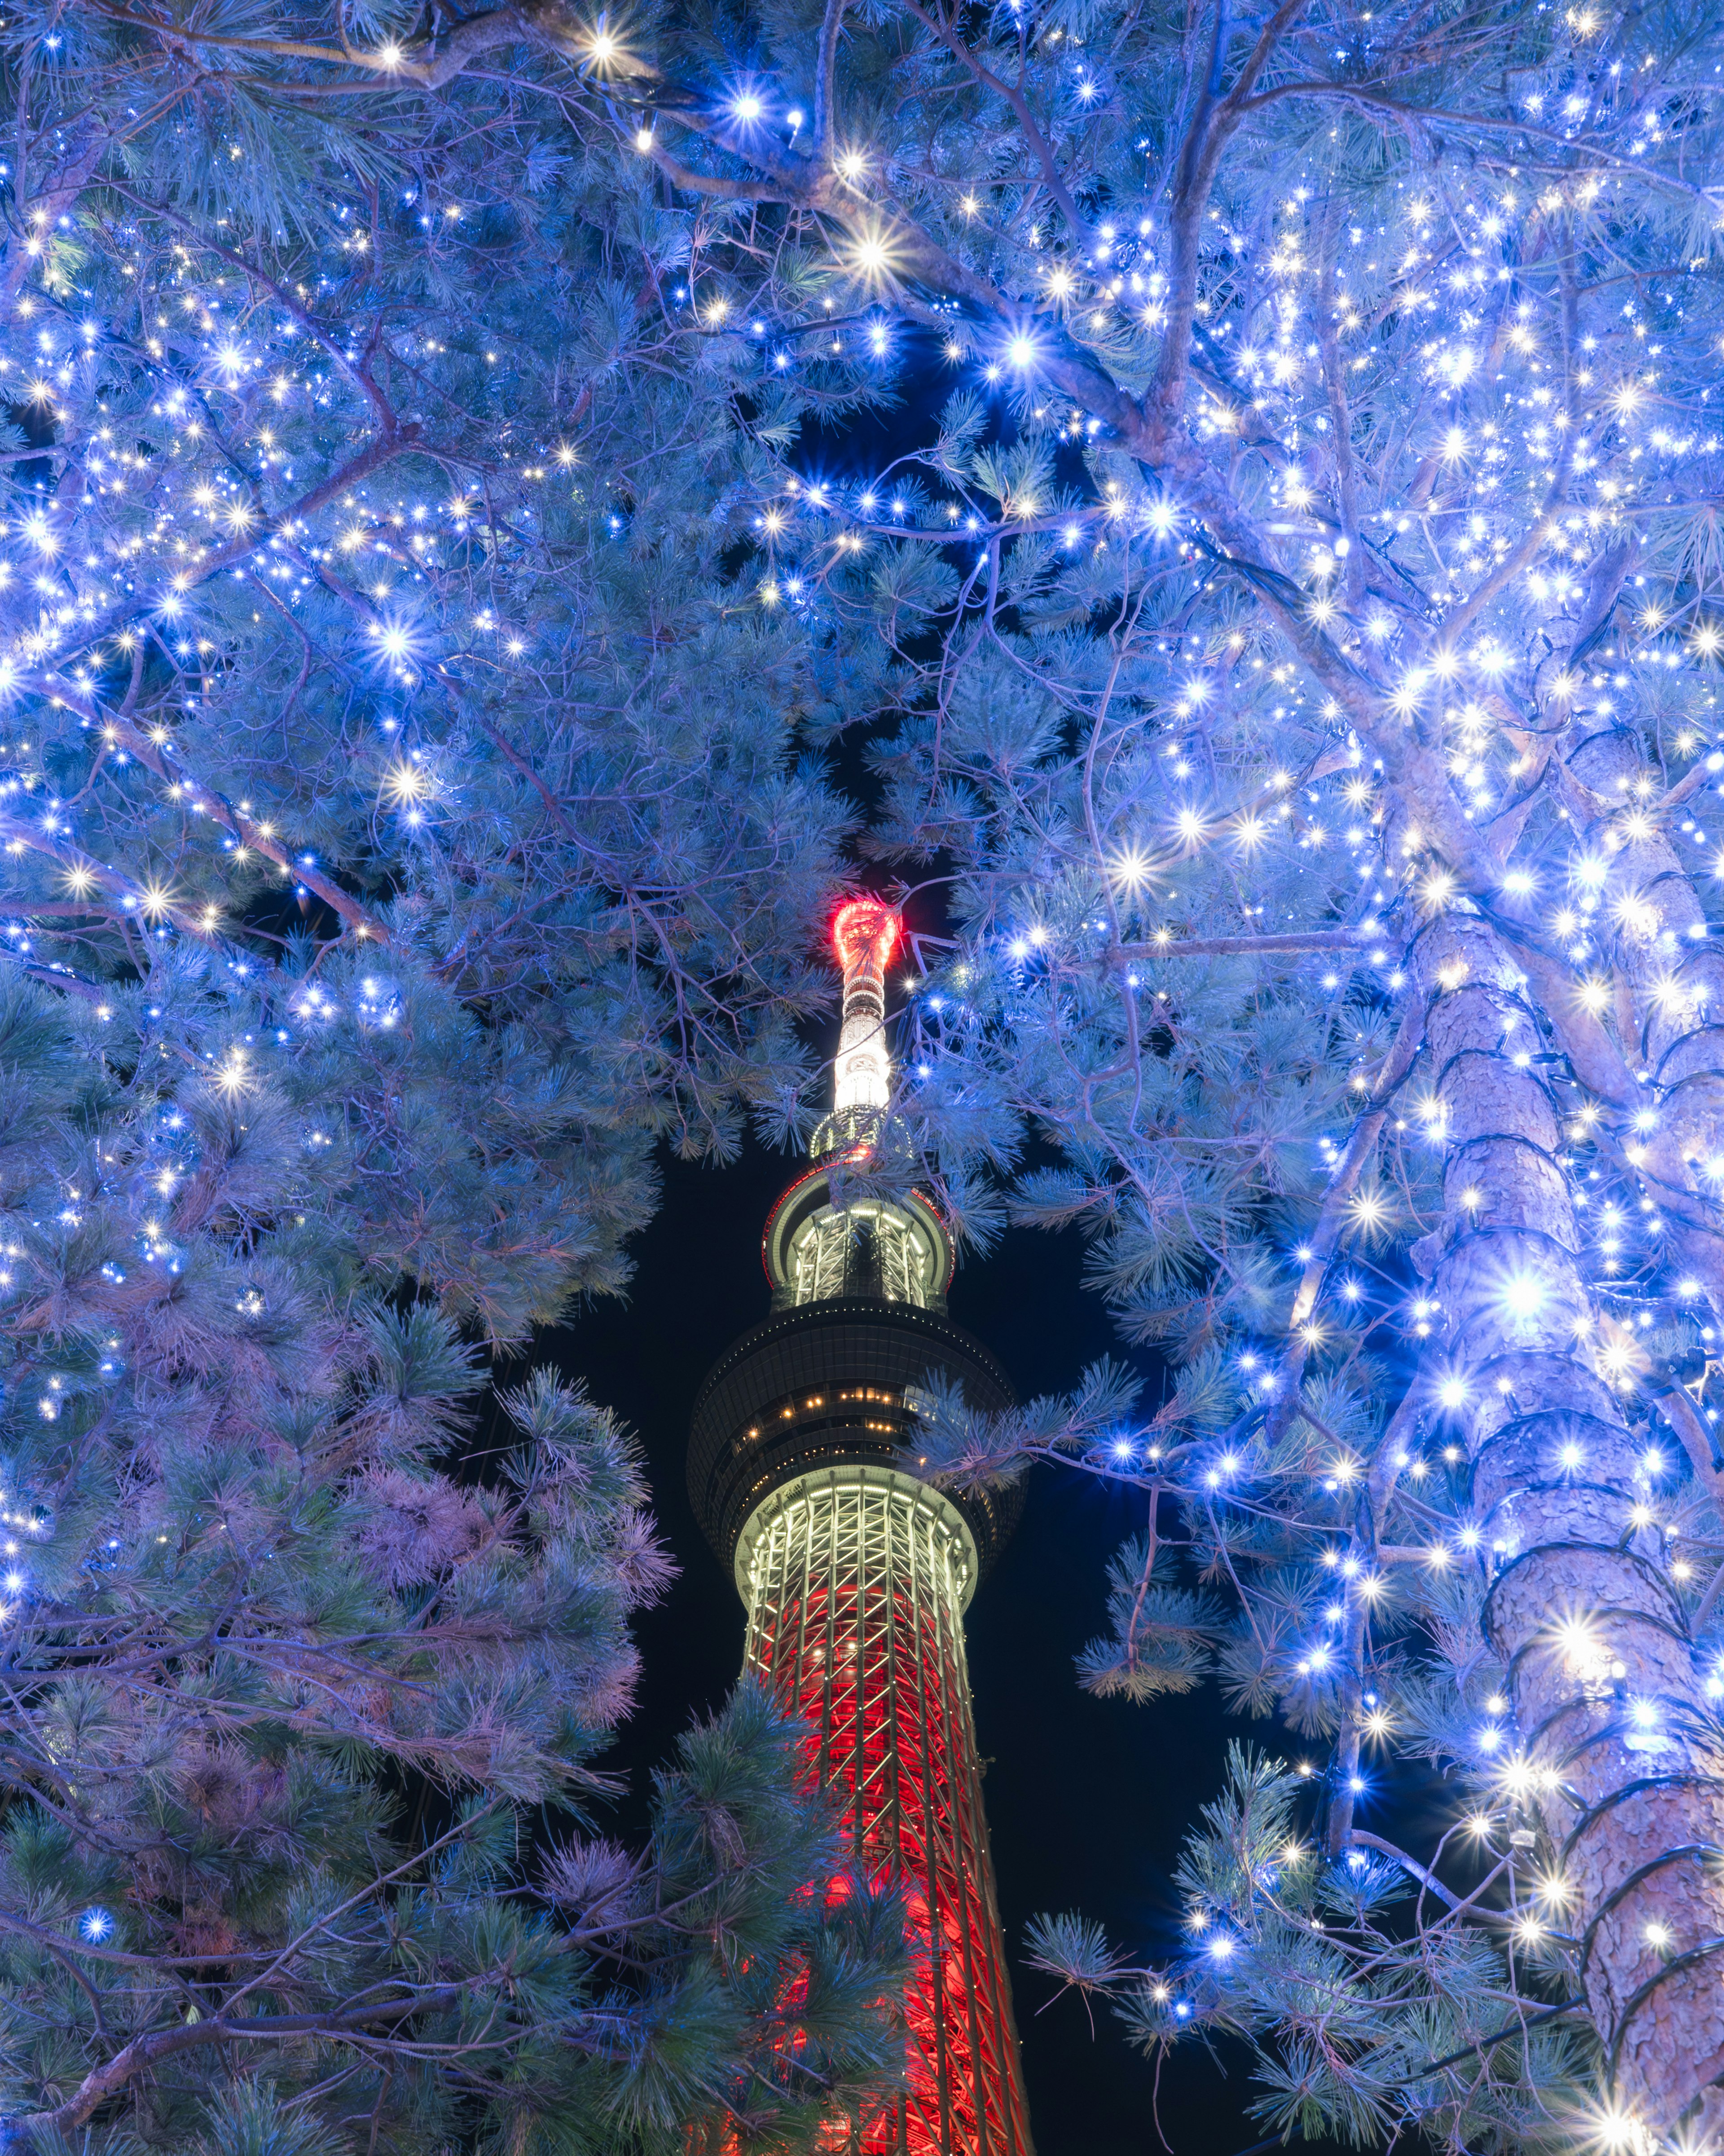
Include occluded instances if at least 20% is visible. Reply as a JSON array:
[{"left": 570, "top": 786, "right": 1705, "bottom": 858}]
[
  {"left": 832, "top": 897, "right": 894, "bottom": 1119},
  {"left": 689, "top": 901, "right": 1034, "bottom": 2156}
]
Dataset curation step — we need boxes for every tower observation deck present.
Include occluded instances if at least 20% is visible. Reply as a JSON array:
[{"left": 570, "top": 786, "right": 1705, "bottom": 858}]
[{"left": 689, "top": 900, "right": 1033, "bottom": 2156}]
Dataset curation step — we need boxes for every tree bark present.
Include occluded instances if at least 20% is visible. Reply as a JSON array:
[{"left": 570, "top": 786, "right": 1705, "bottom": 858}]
[
  {"left": 1418, "top": 909, "right": 1724, "bottom": 2135},
  {"left": 1563, "top": 723, "right": 1724, "bottom": 1317}
]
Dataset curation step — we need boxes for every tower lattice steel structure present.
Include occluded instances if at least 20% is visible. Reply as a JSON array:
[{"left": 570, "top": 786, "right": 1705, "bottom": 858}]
[{"left": 689, "top": 901, "right": 1034, "bottom": 2156}]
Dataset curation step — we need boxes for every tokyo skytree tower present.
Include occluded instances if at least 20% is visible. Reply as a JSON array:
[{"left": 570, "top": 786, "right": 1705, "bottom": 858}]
[{"left": 688, "top": 899, "right": 1034, "bottom": 2156}]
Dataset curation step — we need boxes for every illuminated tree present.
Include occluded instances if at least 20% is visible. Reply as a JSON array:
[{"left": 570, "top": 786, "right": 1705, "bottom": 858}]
[
  {"left": 0, "top": 10, "right": 904, "bottom": 2150},
  {"left": 17, "top": 3, "right": 1724, "bottom": 2150},
  {"left": 542, "top": 0, "right": 1724, "bottom": 2147}
]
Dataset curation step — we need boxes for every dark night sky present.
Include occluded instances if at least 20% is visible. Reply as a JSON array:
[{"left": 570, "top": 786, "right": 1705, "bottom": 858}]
[{"left": 535, "top": 1132, "right": 1370, "bottom": 2156}]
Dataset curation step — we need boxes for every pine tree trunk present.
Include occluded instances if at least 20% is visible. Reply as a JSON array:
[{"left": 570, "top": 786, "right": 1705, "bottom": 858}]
[
  {"left": 1563, "top": 721, "right": 1724, "bottom": 1323},
  {"left": 1419, "top": 910, "right": 1724, "bottom": 2135}
]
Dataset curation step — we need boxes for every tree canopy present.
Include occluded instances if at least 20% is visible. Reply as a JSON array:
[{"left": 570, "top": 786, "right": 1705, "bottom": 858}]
[
  {"left": 0, "top": 6, "right": 902, "bottom": 2149},
  {"left": 8, "top": 0, "right": 1724, "bottom": 2152}
]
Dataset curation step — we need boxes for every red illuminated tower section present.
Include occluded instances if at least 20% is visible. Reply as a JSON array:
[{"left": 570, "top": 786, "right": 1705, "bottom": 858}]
[{"left": 689, "top": 901, "right": 1034, "bottom": 2156}]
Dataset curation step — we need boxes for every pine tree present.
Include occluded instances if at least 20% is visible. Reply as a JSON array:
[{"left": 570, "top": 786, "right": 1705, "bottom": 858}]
[
  {"left": 21, "top": 3, "right": 1724, "bottom": 2150},
  {"left": 0, "top": 9, "right": 907, "bottom": 2150},
  {"left": 507, "top": 0, "right": 1721, "bottom": 2146}
]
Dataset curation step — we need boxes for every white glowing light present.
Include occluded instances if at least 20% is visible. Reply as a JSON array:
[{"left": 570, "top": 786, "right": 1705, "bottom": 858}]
[
  {"left": 1111, "top": 846, "right": 1152, "bottom": 889},
  {"left": 847, "top": 226, "right": 898, "bottom": 284},
  {"left": 1501, "top": 1274, "right": 1544, "bottom": 1319}
]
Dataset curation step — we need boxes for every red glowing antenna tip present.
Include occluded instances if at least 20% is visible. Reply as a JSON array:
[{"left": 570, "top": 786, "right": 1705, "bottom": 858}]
[{"left": 831, "top": 898, "right": 901, "bottom": 974}]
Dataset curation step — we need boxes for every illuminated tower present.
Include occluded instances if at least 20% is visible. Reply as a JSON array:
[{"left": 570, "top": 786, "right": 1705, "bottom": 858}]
[{"left": 689, "top": 901, "right": 1033, "bottom": 2156}]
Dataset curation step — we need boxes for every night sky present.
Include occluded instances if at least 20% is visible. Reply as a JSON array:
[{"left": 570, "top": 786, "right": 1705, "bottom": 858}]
[{"left": 536, "top": 1132, "right": 1372, "bottom": 2156}]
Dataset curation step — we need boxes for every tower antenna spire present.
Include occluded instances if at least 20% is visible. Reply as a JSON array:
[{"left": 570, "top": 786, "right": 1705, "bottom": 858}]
[{"left": 830, "top": 896, "right": 902, "bottom": 1124}]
